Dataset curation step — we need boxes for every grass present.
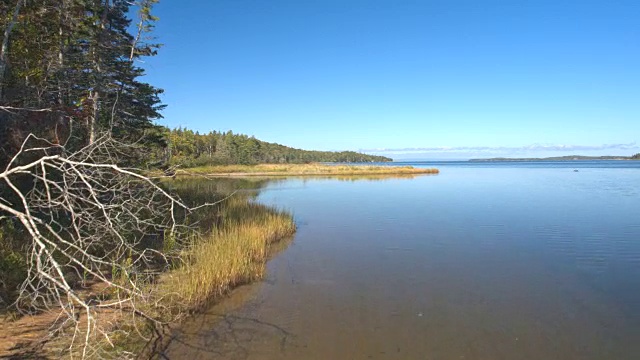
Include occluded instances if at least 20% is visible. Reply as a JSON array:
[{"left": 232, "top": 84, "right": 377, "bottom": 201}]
[
  {"left": 104, "top": 195, "right": 296, "bottom": 357},
  {"left": 0, "top": 190, "right": 296, "bottom": 359},
  {"left": 158, "top": 197, "right": 295, "bottom": 311},
  {"left": 179, "top": 163, "right": 439, "bottom": 177}
]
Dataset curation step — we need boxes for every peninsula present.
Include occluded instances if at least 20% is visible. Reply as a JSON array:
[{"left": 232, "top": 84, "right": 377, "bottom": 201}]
[{"left": 174, "top": 163, "right": 439, "bottom": 177}]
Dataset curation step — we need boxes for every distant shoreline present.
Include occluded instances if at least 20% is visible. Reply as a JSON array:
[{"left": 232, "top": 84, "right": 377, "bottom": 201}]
[
  {"left": 469, "top": 155, "right": 637, "bottom": 162},
  {"left": 169, "top": 163, "right": 439, "bottom": 177}
]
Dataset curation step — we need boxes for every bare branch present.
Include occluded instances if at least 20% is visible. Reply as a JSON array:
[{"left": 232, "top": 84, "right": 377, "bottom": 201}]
[
  {"left": 0, "top": 133, "right": 211, "bottom": 357},
  {"left": 0, "top": 106, "right": 55, "bottom": 114}
]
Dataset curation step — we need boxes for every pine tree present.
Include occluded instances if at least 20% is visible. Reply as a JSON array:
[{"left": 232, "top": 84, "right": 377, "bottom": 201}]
[{"left": 0, "top": 0, "right": 165, "bottom": 166}]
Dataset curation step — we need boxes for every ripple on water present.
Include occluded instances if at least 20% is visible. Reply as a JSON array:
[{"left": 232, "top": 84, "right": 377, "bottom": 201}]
[{"left": 573, "top": 233, "right": 615, "bottom": 274}]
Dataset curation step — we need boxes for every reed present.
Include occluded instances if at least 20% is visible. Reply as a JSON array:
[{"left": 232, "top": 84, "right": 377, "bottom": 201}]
[
  {"left": 157, "top": 197, "right": 295, "bottom": 311},
  {"left": 94, "top": 197, "right": 295, "bottom": 357},
  {"left": 182, "top": 163, "right": 439, "bottom": 176}
]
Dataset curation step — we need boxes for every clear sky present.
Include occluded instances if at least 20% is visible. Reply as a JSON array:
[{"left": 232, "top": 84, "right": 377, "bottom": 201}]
[{"left": 143, "top": 0, "right": 640, "bottom": 159}]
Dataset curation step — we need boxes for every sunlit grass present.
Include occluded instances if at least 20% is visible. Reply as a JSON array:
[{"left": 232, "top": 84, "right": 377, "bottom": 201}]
[
  {"left": 182, "top": 163, "right": 439, "bottom": 176},
  {"left": 157, "top": 197, "right": 295, "bottom": 311},
  {"left": 80, "top": 196, "right": 296, "bottom": 358}
]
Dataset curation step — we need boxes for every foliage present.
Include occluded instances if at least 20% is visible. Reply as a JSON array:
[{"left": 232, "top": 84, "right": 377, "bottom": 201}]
[
  {"left": 0, "top": 0, "right": 165, "bottom": 168},
  {"left": 156, "top": 196, "right": 295, "bottom": 312},
  {"left": 0, "top": 1, "right": 178, "bottom": 357},
  {"left": 0, "top": 136, "right": 201, "bottom": 358},
  {"left": 0, "top": 220, "right": 27, "bottom": 306},
  {"left": 164, "top": 128, "right": 392, "bottom": 166},
  {"left": 632, "top": 153, "right": 640, "bottom": 159}
]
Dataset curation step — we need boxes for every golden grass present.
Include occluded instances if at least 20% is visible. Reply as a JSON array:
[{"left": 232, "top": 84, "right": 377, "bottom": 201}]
[
  {"left": 103, "top": 197, "right": 296, "bottom": 357},
  {"left": 0, "top": 193, "right": 295, "bottom": 358},
  {"left": 157, "top": 197, "right": 296, "bottom": 311},
  {"left": 180, "top": 163, "right": 439, "bottom": 177}
]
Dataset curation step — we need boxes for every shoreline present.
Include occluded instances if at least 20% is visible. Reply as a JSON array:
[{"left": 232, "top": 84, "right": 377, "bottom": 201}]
[
  {"left": 2, "top": 165, "right": 435, "bottom": 357},
  {"left": 469, "top": 157, "right": 638, "bottom": 162},
  {"left": 170, "top": 163, "right": 439, "bottom": 178},
  {"left": 1, "top": 195, "right": 296, "bottom": 358}
]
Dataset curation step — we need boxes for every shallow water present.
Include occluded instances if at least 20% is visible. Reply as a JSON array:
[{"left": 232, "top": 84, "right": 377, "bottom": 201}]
[{"left": 163, "top": 161, "right": 640, "bottom": 359}]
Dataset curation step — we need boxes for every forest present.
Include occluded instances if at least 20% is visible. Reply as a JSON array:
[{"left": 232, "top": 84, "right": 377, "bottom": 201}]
[{"left": 163, "top": 128, "right": 390, "bottom": 166}]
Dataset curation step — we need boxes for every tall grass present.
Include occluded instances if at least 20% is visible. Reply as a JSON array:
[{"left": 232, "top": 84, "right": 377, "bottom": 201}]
[
  {"left": 0, "top": 178, "right": 295, "bottom": 358},
  {"left": 158, "top": 197, "right": 295, "bottom": 311},
  {"left": 183, "top": 163, "right": 439, "bottom": 176},
  {"left": 96, "top": 196, "right": 295, "bottom": 357}
]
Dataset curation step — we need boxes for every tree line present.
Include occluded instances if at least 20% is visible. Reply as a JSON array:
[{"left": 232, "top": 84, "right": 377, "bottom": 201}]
[{"left": 162, "top": 128, "right": 391, "bottom": 166}]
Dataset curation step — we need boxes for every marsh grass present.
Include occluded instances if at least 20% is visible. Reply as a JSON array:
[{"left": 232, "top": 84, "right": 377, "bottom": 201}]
[
  {"left": 158, "top": 197, "right": 295, "bottom": 311},
  {"left": 181, "top": 163, "right": 439, "bottom": 176},
  {"left": 21, "top": 187, "right": 296, "bottom": 359}
]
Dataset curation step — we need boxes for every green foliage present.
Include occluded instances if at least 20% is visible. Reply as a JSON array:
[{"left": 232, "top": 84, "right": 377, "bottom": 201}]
[
  {"left": 163, "top": 231, "right": 177, "bottom": 254},
  {"left": 0, "top": 221, "right": 28, "bottom": 305},
  {"left": 164, "top": 128, "right": 392, "bottom": 166},
  {"left": 632, "top": 153, "right": 640, "bottom": 159},
  {"left": 0, "top": 0, "right": 165, "bottom": 167},
  {"left": 0, "top": 0, "right": 167, "bottom": 310}
]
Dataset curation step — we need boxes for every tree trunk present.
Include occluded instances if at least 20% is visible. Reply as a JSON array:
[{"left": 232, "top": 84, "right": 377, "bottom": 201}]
[
  {"left": 57, "top": 0, "right": 67, "bottom": 144},
  {"left": 90, "top": 90, "right": 98, "bottom": 144},
  {"left": 88, "top": 0, "right": 110, "bottom": 145},
  {"left": 0, "top": 0, "right": 23, "bottom": 101}
]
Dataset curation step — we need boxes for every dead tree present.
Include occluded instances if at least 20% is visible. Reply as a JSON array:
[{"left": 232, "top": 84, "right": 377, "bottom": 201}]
[{"left": 0, "top": 133, "right": 208, "bottom": 358}]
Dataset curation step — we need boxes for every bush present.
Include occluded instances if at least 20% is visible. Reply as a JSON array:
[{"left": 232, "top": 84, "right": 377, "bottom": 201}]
[{"left": 0, "top": 221, "right": 28, "bottom": 306}]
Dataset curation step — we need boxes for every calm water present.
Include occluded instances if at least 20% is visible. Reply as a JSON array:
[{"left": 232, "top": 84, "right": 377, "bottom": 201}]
[{"left": 163, "top": 161, "right": 640, "bottom": 359}]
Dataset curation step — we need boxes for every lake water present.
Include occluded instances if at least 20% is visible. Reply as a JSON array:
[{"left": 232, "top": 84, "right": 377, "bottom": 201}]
[{"left": 163, "top": 161, "right": 640, "bottom": 359}]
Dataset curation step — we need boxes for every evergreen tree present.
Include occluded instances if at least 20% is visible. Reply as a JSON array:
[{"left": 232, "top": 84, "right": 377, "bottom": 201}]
[
  {"left": 163, "top": 127, "right": 392, "bottom": 166},
  {"left": 0, "top": 0, "right": 165, "bottom": 166}
]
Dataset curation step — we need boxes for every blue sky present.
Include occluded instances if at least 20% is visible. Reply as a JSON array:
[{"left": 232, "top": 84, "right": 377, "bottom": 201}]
[{"left": 142, "top": 0, "right": 640, "bottom": 159}]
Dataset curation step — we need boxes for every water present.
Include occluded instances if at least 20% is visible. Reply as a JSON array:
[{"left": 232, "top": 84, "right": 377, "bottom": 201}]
[{"left": 163, "top": 161, "right": 640, "bottom": 359}]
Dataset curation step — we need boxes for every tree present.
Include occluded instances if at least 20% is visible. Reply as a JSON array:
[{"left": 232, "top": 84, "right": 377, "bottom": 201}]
[
  {"left": 162, "top": 127, "right": 392, "bottom": 166},
  {"left": 0, "top": 0, "right": 22, "bottom": 100},
  {"left": 0, "top": 1, "right": 179, "bottom": 356},
  {"left": 0, "top": 135, "right": 192, "bottom": 356},
  {"left": 0, "top": 0, "right": 166, "bottom": 167}
]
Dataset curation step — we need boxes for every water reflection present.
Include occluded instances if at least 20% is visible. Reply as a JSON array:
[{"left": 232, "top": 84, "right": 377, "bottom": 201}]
[
  {"left": 165, "top": 174, "right": 425, "bottom": 200},
  {"left": 299, "top": 173, "right": 433, "bottom": 182},
  {"left": 158, "top": 233, "right": 296, "bottom": 360},
  {"left": 159, "top": 240, "right": 296, "bottom": 360},
  {"left": 166, "top": 177, "right": 272, "bottom": 201}
]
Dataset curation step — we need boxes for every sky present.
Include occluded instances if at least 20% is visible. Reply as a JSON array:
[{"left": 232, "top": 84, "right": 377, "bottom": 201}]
[{"left": 142, "top": 0, "right": 640, "bottom": 160}]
